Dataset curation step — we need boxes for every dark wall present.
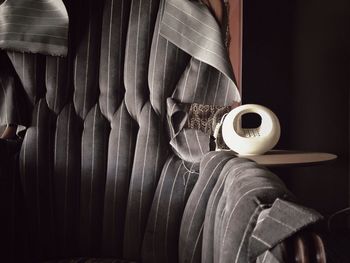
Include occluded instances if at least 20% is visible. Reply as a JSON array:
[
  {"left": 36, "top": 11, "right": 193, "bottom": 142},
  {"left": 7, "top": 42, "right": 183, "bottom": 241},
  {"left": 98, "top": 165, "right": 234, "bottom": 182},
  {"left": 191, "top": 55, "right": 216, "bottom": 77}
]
[{"left": 243, "top": 0, "right": 350, "bottom": 218}]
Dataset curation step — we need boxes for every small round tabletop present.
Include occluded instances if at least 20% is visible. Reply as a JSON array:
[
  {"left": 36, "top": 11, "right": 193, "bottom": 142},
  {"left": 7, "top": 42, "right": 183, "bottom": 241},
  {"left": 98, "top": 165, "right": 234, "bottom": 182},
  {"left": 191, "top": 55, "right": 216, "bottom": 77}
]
[{"left": 237, "top": 150, "right": 337, "bottom": 167}]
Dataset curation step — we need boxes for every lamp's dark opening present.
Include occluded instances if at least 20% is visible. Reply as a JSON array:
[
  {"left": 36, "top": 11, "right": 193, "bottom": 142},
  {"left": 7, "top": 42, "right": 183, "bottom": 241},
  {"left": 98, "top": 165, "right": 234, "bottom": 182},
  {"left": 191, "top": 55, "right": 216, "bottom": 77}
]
[{"left": 241, "top": 113, "right": 262, "bottom": 128}]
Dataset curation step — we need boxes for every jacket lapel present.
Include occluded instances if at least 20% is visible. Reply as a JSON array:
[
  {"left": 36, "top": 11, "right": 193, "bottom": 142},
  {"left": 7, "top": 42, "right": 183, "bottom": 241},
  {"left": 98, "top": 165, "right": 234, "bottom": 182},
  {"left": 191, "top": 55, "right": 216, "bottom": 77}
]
[{"left": 160, "top": 0, "right": 239, "bottom": 99}]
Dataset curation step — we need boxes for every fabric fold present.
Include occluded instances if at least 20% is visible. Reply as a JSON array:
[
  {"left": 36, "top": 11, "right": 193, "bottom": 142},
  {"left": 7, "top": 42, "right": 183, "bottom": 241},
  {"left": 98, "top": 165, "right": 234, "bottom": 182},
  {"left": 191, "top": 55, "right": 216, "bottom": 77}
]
[
  {"left": 167, "top": 98, "right": 210, "bottom": 163},
  {"left": 0, "top": 0, "right": 69, "bottom": 56},
  {"left": 160, "top": 0, "right": 241, "bottom": 103},
  {"left": 250, "top": 198, "right": 323, "bottom": 261},
  {"left": 0, "top": 52, "right": 30, "bottom": 128},
  {"left": 179, "top": 156, "right": 324, "bottom": 263}
]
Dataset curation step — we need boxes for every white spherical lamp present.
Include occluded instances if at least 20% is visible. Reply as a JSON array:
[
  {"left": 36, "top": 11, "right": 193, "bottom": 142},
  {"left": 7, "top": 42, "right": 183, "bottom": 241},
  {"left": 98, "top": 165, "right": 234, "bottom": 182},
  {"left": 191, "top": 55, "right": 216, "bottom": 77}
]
[{"left": 222, "top": 104, "right": 280, "bottom": 156}]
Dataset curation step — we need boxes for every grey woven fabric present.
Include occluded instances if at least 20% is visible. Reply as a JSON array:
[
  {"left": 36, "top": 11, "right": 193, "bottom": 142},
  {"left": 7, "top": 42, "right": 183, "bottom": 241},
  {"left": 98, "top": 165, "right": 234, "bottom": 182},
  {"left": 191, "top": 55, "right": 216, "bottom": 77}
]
[
  {"left": 0, "top": 59, "right": 18, "bottom": 125},
  {"left": 0, "top": 0, "right": 69, "bottom": 56},
  {"left": 2, "top": 0, "right": 240, "bottom": 261},
  {"left": 179, "top": 153, "right": 323, "bottom": 263},
  {"left": 1, "top": 0, "right": 322, "bottom": 263},
  {"left": 0, "top": 51, "right": 30, "bottom": 127}
]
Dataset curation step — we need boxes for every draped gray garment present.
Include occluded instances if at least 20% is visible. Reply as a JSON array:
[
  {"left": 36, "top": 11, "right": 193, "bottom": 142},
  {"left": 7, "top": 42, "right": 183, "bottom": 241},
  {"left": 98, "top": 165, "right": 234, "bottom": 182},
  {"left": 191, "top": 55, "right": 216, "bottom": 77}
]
[
  {"left": 3, "top": 0, "right": 239, "bottom": 261},
  {"left": 1, "top": 0, "right": 322, "bottom": 262},
  {"left": 0, "top": 51, "right": 30, "bottom": 129},
  {"left": 179, "top": 153, "right": 322, "bottom": 263},
  {"left": 0, "top": 0, "right": 69, "bottom": 56}
]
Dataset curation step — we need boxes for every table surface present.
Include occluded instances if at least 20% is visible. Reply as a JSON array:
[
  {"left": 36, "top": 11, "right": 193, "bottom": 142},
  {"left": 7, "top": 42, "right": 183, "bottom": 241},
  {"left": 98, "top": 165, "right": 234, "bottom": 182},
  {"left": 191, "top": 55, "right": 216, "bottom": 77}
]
[{"left": 235, "top": 150, "right": 337, "bottom": 167}]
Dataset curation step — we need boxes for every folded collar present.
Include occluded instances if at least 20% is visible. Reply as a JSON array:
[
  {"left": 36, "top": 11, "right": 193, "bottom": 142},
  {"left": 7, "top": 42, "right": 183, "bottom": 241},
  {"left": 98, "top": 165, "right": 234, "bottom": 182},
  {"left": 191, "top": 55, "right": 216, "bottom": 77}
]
[{"left": 249, "top": 198, "right": 323, "bottom": 261}]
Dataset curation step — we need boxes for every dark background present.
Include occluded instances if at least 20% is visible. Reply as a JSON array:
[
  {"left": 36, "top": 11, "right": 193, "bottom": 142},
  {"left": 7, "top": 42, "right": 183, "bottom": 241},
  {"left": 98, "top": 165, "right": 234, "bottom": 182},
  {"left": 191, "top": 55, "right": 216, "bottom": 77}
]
[{"left": 243, "top": 0, "right": 350, "bottom": 225}]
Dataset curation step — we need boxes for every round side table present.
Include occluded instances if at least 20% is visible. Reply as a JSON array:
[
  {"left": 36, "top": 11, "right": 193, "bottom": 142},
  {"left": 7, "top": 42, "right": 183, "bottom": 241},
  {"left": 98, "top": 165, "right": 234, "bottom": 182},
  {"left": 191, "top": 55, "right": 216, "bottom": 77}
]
[{"left": 236, "top": 150, "right": 337, "bottom": 167}]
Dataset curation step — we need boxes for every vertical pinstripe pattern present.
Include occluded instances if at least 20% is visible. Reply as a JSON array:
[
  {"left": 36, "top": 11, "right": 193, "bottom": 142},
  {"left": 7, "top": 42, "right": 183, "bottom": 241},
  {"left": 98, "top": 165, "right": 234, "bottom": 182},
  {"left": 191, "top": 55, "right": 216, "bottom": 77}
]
[
  {"left": 73, "top": 0, "right": 103, "bottom": 120},
  {"left": 0, "top": 81, "right": 9, "bottom": 124},
  {"left": 1, "top": 1, "right": 324, "bottom": 262},
  {"left": 102, "top": 102, "right": 137, "bottom": 257},
  {"left": 123, "top": 103, "right": 168, "bottom": 261},
  {"left": 19, "top": 99, "right": 56, "bottom": 261},
  {"left": 46, "top": 56, "right": 69, "bottom": 115},
  {"left": 160, "top": 0, "right": 240, "bottom": 100},
  {"left": 79, "top": 104, "right": 109, "bottom": 256},
  {"left": 179, "top": 152, "right": 233, "bottom": 263},
  {"left": 202, "top": 159, "right": 253, "bottom": 263},
  {"left": 124, "top": 0, "right": 160, "bottom": 121},
  {"left": 8, "top": 52, "right": 45, "bottom": 106},
  {"left": 122, "top": 0, "right": 172, "bottom": 261},
  {"left": 0, "top": 0, "right": 69, "bottom": 56},
  {"left": 3, "top": 0, "right": 256, "bottom": 262},
  {"left": 54, "top": 103, "right": 82, "bottom": 257},
  {"left": 142, "top": 156, "right": 199, "bottom": 263},
  {"left": 0, "top": 52, "right": 29, "bottom": 126},
  {"left": 173, "top": 60, "right": 235, "bottom": 106},
  {"left": 0, "top": 0, "right": 322, "bottom": 262},
  {"left": 163, "top": 0, "right": 241, "bottom": 164},
  {"left": 249, "top": 199, "right": 322, "bottom": 261},
  {"left": 178, "top": 157, "right": 322, "bottom": 263},
  {"left": 99, "top": 2, "right": 134, "bottom": 255},
  {"left": 99, "top": 0, "right": 131, "bottom": 122},
  {"left": 148, "top": 0, "right": 190, "bottom": 117}
]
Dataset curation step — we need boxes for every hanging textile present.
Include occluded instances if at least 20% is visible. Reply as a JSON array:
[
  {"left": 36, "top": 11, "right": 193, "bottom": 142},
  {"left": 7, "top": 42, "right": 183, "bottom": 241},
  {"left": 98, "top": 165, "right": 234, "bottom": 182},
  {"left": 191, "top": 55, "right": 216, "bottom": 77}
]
[{"left": 0, "top": 0, "right": 69, "bottom": 56}]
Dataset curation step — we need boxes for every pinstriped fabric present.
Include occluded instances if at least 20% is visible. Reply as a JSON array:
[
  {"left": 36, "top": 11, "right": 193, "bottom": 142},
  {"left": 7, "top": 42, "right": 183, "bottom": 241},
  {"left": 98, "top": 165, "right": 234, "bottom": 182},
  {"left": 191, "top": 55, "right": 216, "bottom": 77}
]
[
  {"left": 148, "top": 0, "right": 190, "bottom": 117},
  {"left": 130, "top": 0, "right": 196, "bottom": 261},
  {"left": 172, "top": 57, "right": 237, "bottom": 106},
  {"left": 70, "top": 1, "right": 110, "bottom": 254},
  {"left": 8, "top": 51, "right": 45, "bottom": 105},
  {"left": 138, "top": 0, "right": 241, "bottom": 261},
  {"left": 79, "top": 104, "right": 110, "bottom": 256},
  {"left": 73, "top": 0, "right": 103, "bottom": 120},
  {"left": 201, "top": 159, "right": 254, "bottom": 263},
  {"left": 0, "top": 0, "right": 68, "bottom": 56},
  {"left": 212, "top": 164, "right": 285, "bottom": 263},
  {"left": 210, "top": 163, "right": 289, "bottom": 263},
  {"left": 257, "top": 251, "right": 279, "bottom": 263},
  {"left": 0, "top": 1, "right": 69, "bottom": 262},
  {"left": 254, "top": 242, "right": 290, "bottom": 263},
  {"left": 53, "top": 103, "right": 82, "bottom": 257},
  {"left": 178, "top": 151, "right": 234, "bottom": 263},
  {"left": 122, "top": 0, "right": 169, "bottom": 260},
  {"left": 46, "top": 56, "right": 69, "bottom": 115},
  {"left": 98, "top": 0, "right": 135, "bottom": 258},
  {"left": 181, "top": 157, "right": 322, "bottom": 263},
  {"left": 19, "top": 98, "right": 57, "bottom": 261},
  {"left": 102, "top": 102, "right": 137, "bottom": 257},
  {"left": 123, "top": 102, "right": 168, "bottom": 261},
  {"left": 142, "top": 156, "right": 199, "bottom": 263},
  {"left": 1, "top": 1, "right": 325, "bottom": 262},
  {"left": 160, "top": 0, "right": 240, "bottom": 99},
  {"left": 9, "top": 0, "right": 110, "bottom": 259},
  {"left": 99, "top": 0, "right": 131, "bottom": 122},
  {"left": 124, "top": 0, "right": 160, "bottom": 121},
  {"left": 250, "top": 199, "right": 322, "bottom": 261},
  {"left": 3, "top": 0, "right": 251, "bottom": 262},
  {"left": 166, "top": 39, "right": 239, "bottom": 164},
  {"left": 0, "top": 52, "right": 29, "bottom": 126}
]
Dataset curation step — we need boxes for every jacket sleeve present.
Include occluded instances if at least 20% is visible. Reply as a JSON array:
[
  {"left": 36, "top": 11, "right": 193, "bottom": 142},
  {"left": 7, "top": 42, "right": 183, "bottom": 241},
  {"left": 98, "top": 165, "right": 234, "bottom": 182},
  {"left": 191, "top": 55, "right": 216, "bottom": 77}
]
[{"left": 179, "top": 152, "right": 323, "bottom": 263}]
